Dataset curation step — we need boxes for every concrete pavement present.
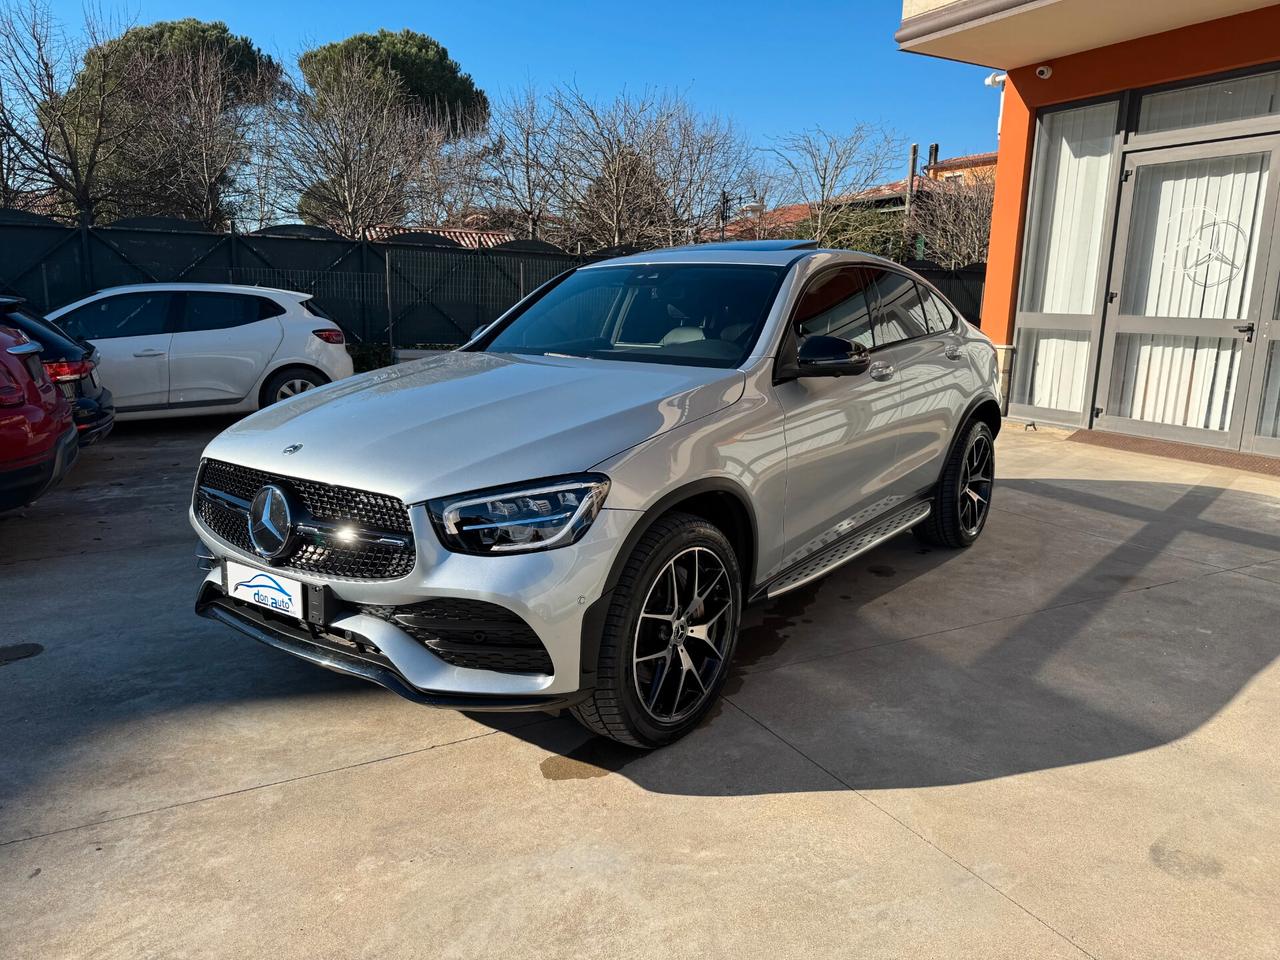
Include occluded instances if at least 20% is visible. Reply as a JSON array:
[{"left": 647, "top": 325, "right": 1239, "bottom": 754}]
[{"left": 1, "top": 419, "right": 1278, "bottom": 959}]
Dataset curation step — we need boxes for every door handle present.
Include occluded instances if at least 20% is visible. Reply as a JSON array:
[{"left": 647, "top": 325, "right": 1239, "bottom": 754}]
[
  {"left": 868, "top": 361, "right": 895, "bottom": 382},
  {"left": 1234, "top": 322, "right": 1255, "bottom": 343},
  {"left": 132, "top": 349, "right": 166, "bottom": 358}
]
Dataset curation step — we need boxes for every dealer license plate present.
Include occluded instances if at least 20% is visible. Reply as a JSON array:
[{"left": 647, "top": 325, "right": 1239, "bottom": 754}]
[{"left": 225, "top": 560, "right": 305, "bottom": 619}]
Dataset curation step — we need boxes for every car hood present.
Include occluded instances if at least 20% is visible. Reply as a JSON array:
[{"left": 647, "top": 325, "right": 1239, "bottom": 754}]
[{"left": 202, "top": 351, "right": 745, "bottom": 503}]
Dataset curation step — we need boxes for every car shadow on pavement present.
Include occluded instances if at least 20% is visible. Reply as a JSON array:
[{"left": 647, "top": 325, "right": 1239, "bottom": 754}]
[
  {"left": 473, "top": 478, "right": 1280, "bottom": 794},
  {"left": 4, "top": 468, "right": 1280, "bottom": 830}
]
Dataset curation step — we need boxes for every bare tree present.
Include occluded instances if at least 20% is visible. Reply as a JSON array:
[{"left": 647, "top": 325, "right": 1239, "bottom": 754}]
[
  {"left": 654, "top": 101, "right": 752, "bottom": 245},
  {"left": 274, "top": 51, "right": 417, "bottom": 239},
  {"left": 485, "top": 83, "right": 558, "bottom": 240},
  {"left": 905, "top": 168, "right": 995, "bottom": 268},
  {"left": 547, "top": 85, "right": 671, "bottom": 250},
  {"left": 404, "top": 111, "right": 489, "bottom": 228},
  {"left": 124, "top": 45, "right": 272, "bottom": 228},
  {"left": 0, "top": 80, "right": 40, "bottom": 209},
  {"left": 239, "top": 95, "right": 289, "bottom": 232},
  {"left": 726, "top": 162, "right": 790, "bottom": 240},
  {"left": 769, "top": 124, "right": 901, "bottom": 246},
  {"left": 0, "top": 1, "right": 155, "bottom": 225}
]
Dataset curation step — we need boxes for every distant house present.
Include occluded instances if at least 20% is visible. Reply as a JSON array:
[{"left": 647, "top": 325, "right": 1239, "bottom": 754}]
[
  {"left": 923, "top": 150, "right": 997, "bottom": 185},
  {"left": 724, "top": 148, "right": 997, "bottom": 235}
]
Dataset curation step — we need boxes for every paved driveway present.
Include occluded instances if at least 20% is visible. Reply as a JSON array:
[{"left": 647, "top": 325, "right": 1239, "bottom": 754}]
[{"left": 2, "top": 419, "right": 1278, "bottom": 959}]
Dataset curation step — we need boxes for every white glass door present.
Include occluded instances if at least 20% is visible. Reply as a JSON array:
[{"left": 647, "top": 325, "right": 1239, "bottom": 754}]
[{"left": 1095, "top": 138, "right": 1279, "bottom": 448}]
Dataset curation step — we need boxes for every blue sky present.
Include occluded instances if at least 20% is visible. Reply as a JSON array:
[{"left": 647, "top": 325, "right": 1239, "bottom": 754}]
[{"left": 53, "top": 0, "right": 1000, "bottom": 166}]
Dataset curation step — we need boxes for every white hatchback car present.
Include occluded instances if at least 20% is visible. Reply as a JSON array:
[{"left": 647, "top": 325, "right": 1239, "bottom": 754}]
[{"left": 48, "top": 283, "right": 354, "bottom": 419}]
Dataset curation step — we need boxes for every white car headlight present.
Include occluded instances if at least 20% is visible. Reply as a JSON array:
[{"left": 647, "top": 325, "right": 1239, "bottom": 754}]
[{"left": 427, "top": 474, "right": 610, "bottom": 555}]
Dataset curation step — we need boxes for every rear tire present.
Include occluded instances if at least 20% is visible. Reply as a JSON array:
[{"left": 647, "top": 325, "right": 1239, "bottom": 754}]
[
  {"left": 914, "top": 420, "right": 994, "bottom": 548},
  {"left": 571, "top": 513, "right": 742, "bottom": 748},
  {"left": 262, "top": 367, "right": 327, "bottom": 407}
]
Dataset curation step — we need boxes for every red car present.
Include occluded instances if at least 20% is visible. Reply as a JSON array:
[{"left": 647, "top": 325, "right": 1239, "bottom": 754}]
[{"left": 1, "top": 324, "right": 79, "bottom": 512}]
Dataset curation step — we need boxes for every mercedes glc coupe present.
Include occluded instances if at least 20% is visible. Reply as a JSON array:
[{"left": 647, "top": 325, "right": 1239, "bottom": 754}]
[{"left": 192, "top": 241, "right": 1001, "bottom": 747}]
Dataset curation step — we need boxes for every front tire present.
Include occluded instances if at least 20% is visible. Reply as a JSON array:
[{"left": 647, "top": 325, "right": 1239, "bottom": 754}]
[
  {"left": 915, "top": 420, "right": 995, "bottom": 548},
  {"left": 572, "top": 513, "right": 742, "bottom": 748}
]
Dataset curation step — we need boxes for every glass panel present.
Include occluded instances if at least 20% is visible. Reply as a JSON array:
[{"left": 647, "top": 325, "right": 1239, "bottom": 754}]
[
  {"left": 1012, "top": 328, "right": 1091, "bottom": 412},
  {"left": 184, "top": 293, "right": 259, "bottom": 331},
  {"left": 1139, "top": 71, "right": 1280, "bottom": 135},
  {"left": 1258, "top": 341, "right": 1280, "bottom": 440},
  {"left": 61, "top": 293, "right": 171, "bottom": 340},
  {"left": 1019, "top": 101, "right": 1118, "bottom": 315},
  {"left": 794, "top": 267, "right": 875, "bottom": 349},
  {"left": 1108, "top": 333, "right": 1242, "bottom": 430},
  {"left": 1119, "top": 153, "right": 1268, "bottom": 321},
  {"left": 871, "top": 272, "right": 928, "bottom": 345}
]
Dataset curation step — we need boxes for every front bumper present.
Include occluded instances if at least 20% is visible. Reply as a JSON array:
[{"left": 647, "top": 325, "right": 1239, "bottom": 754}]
[{"left": 191, "top": 504, "right": 639, "bottom": 703}]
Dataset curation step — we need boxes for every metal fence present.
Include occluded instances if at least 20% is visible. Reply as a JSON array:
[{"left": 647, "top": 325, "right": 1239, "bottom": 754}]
[
  {"left": 905, "top": 261, "right": 987, "bottom": 327},
  {"left": 0, "top": 219, "right": 595, "bottom": 349},
  {"left": 385, "top": 246, "right": 585, "bottom": 345},
  {"left": 0, "top": 219, "right": 988, "bottom": 348}
]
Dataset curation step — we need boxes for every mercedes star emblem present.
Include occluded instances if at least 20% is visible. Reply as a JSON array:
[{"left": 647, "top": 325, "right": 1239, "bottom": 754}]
[
  {"left": 248, "top": 484, "right": 294, "bottom": 561},
  {"left": 1163, "top": 208, "right": 1248, "bottom": 289}
]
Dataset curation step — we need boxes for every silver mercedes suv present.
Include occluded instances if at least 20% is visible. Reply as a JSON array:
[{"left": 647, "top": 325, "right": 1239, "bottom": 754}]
[{"left": 192, "top": 241, "right": 1000, "bottom": 747}]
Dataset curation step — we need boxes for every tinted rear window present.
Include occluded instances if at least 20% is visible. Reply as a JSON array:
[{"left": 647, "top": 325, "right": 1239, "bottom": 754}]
[{"left": 3, "top": 307, "right": 90, "bottom": 360}]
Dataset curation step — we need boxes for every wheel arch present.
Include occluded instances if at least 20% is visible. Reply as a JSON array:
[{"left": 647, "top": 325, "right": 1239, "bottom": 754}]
[
  {"left": 256, "top": 362, "right": 331, "bottom": 408},
  {"left": 578, "top": 478, "right": 759, "bottom": 687},
  {"left": 943, "top": 393, "right": 1001, "bottom": 467}
]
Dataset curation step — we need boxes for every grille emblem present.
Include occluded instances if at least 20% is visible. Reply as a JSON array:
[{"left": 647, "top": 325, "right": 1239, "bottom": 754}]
[
  {"left": 248, "top": 484, "right": 295, "bottom": 561},
  {"left": 282, "top": 443, "right": 303, "bottom": 455}
]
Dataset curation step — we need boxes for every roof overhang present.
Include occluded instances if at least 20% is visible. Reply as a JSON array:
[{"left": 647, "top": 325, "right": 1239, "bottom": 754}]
[{"left": 897, "top": 0, "right": 1279, "bottom": 69}]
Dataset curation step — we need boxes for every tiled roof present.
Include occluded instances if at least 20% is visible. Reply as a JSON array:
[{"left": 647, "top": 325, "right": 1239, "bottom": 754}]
[
  {"left": 925, "top": 151, "right": 998, "bottom": 172},
  {"left": 369, "top": 225, "right": 517, "bottom": 248}
]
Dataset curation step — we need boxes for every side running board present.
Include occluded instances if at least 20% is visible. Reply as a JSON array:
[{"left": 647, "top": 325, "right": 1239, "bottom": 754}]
[{"left": 762, "top": 501, "right": 931, "bottom": 599}]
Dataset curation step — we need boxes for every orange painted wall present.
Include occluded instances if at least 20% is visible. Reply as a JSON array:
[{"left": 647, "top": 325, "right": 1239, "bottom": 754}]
[{"left": 982, "top": 4, "right": 1280, "bottom": 345}]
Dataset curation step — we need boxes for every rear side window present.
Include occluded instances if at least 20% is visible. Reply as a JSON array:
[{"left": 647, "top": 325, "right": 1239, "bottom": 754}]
[
  {"left": 918, "top": 286, "right": 955, "bottom": 333},
  {"left": 60, "top": 292, "right": 173, "bottom": 340},
  {"left": 301, "top": 299, "right": 331, "bottom": 321},
  {"left": 793, "top": 267, "right": 876, "bottom": 349},
  {"left": 183, "top": 293, "right": 270, "bottom": 332},
  {"left": 869, "top": 271, "right": 929, "bottom": 346}
]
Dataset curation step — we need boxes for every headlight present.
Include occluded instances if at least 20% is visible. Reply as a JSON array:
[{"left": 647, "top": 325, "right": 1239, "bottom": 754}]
[{"left": 427, "top": 474, "right": 610, "bottom": 555}]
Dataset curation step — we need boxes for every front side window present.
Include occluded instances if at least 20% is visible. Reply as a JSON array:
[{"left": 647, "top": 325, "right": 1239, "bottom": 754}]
[
  {"left": 60, "top": 292, "right": 172, "bottom": 340},
  {"left": 183, "top": 293, "right": 266, "bottom": 332},
  {"left": 793, "top": 266, "right": 876, "bottom": 349},
  {"left": 480, "top": 263, "right": 784, "bottom": 368}
]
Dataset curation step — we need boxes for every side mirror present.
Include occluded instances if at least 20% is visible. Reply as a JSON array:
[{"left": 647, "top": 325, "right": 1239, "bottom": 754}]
[{"left": 797, "top": 335, "right": 871, "bottom": 377}]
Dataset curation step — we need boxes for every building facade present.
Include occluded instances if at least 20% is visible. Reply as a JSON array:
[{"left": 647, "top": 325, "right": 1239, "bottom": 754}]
[{"left": 899, "top": 1, "right": 1280, "bottom": 457}]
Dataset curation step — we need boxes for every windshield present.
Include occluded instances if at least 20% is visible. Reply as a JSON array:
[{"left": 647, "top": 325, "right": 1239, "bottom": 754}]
[{"left": 479, "top": 263, "right": 785, "bottom": 368}]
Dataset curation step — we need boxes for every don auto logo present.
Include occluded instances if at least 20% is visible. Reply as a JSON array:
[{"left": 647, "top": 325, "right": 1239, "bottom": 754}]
[{"left": 234, "top": 572, "right": 296, "bottom": 614}]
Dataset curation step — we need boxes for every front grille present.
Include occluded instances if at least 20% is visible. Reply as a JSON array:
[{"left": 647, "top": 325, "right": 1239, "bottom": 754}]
[
  {"left": 196, "top": 459, "right": 416, "bottom": 580},
  {"left": 360, "top": 598, "right": 553, "bottom": 675}
]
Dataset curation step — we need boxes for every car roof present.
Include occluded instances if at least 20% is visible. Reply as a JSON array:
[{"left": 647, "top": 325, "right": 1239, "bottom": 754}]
[
  {"left": 77, "top": 282, "right": 310, "bottom": 300},
  {"left": 582, "top": 241, "right": 903, "bottom": 270}
]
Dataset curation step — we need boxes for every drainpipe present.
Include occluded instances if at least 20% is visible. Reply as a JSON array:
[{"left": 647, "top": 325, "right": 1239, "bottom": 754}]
[{"left": 905, "top": 143, "right": 918, "bottom": 217}]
